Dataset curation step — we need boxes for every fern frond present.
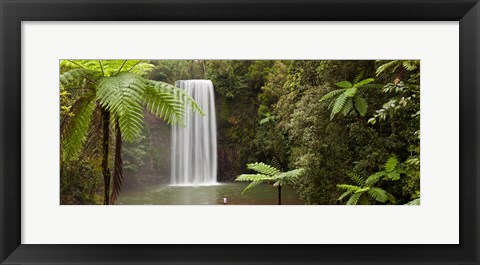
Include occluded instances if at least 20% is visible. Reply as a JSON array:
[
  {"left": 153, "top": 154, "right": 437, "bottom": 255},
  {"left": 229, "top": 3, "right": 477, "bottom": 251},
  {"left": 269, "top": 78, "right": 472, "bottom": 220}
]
[
  {"left": 128, "top": 62, "right": 155, "bottom": 76},
  {"left": 344, "top": 87, "right": 358, "bottom": 97},
  {"left": 354, "top": 96, "right": 368, "bottom": 116},
  {"left": 96, "top": 72, "right": 146, "bottom": 142},
  {"left": 338, "top": 190, "right": 352, "bottom": 201},
  {"left": 337, "top": 184, "right": 360, "bottom": 192},
  {"left": 385, "top": 155, "right": 398, "bottom": 172},
  {"left": 143, "top": 85, "right": 185, "bottom": 126},
  {"left": 353, "top": 72, "right": 364, "bottom": 84},
  {"left": 386, "top": 172, "right": 401, "bottom": 181},
  {"left": 60, "top": 68, "right": 99, "bottom": 89},
  {"left": 341, "top": 97, "right": 353, "bottom": 116},
  {"left": 319, "top": 89, "right": 344, "bottom": 102},
  {"left": 346, "top": 192, "right": 362, "bottom": 205},
  {"left": 235, "top": 173, "right": 273, "bottom": 182},
  {"left": 348, "top": 172, "right": 365, "bottom": 186},
  {"left": 334, "top": 81, "right": 353, "bottom": 89},
  {"left": 402, "top": 60, "right": 418, "bottom": 71},
  {"left": 61, "top": 95, "right": 96, "bottom": 160},
  {"left": 241, "top": 180, "right": 263, "bottom": 194},
  {"left": 386, "top": 192, "right": 397, "bottom": 204},
  {"left": 247, "top": 162, "right": 280, "bottom": 176},
  {"left": 331, "top": 93, "right": 348, "bottom": 120},
  {"left": 355, "top": 78, "right": 375, "bottom": 87},
  {"left": 274, "top": 168, "right": 304, "bottom": 186},
  {"left": 365, "top": 171, "right": 385, "bottom": 186},
  {"left": 354, "top": 187, "right": 370, "bottom": 194},
  {"left": 405, "top": 198, "right": 420, "bottom": 205},
  {"left": 148, "top": 80, "right": 204, "bottom": 116},
  {"left": 368, "top": 187, "right": 388, "bottom": 203},
  {"left": 376, "top": 60, "right": 397, "bottom": 76}
]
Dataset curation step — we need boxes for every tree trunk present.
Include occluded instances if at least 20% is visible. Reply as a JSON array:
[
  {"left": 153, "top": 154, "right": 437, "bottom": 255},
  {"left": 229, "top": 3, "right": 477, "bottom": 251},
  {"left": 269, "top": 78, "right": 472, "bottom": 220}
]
[
  {"left": 278, "top": 185, "right": 282, "bottom": 205},
  {"left": 101, "top": 108, "right": 111, "bottom": 205}
]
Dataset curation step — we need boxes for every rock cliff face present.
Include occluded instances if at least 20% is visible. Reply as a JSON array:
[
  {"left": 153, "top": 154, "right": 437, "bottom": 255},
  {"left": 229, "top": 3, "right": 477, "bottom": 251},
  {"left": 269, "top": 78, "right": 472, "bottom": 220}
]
[
  {"left": 122, "top": 112, "right": 171, "bottom": 189},
  {"left": 216, "top": 145, "right": 240, "bottom": 182}
]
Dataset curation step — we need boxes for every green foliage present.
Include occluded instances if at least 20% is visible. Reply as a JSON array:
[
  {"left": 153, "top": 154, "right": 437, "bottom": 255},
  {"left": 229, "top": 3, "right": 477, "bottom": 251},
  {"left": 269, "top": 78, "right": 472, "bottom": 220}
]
[
  {"left": 60, "top": 159, "right": 102, "bottom": 205},
  {"left": 235, "top": 162, "right": 304, "bottom": 195},
  {"left": 60, "top": 94, "right": 97, "bottom": 160},
  {"left": 320, "top": 77, "right": 381, "bottom": 120},
  {"left": 60, "top": 59, "right": 203, "bottom": 204},
  {"left": 337, "top": 156, "right": 403, "bottom": 205}
]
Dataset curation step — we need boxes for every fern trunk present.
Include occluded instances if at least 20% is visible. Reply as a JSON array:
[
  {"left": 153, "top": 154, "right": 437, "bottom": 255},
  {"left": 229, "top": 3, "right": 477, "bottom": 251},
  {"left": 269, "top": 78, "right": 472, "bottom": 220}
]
[
  {"left": 278, "top": 185, "right": 282, "bottom": 205},
  {"left": 101, "top": 108, "right": 111, "bottom": 205}
]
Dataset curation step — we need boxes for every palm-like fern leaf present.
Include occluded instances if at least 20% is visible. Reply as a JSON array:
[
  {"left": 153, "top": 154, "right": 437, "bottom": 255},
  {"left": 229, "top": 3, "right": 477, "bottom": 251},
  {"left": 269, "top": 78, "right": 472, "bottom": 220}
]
[
  {"left": 148, "top": 80, "right": 204, "bottom": 116},
  {"left": 337, "top": 184, "right": 360, "bottom": 192},
  {"left": 319, "top": 89, "right": 344, "bottom": 102},
  {"left": 348, "top": 172, "right": 365, "bottom": 186},
  {"left": 241, "top": 180, "right": 263, "bottom": 194},
  {"left": 405, "top": 198, "right": 420, "bottom": 205},
  {"left": 331, "top": 93, "right": 348, "bottom": 120},
  {"left": 368, "top": 187, "right": 389, "bottom": 203},
  {"left": 235, "top": 174, "right": 273, "bottom": 182},
  {"left": 354, "top": 96, "right": 368, "bottom": 116},
  {"left": 341, "top": 97, "right": 354, "bottom": 116},
  {"left": 273, "top": 168, "right": 304, "bottom": 186},
  {"left": 375, "top": 60, "right": 398, "bottom": 76},
  {"left": 60, "top": 68, "right": 99, "bottom": 89},
  {"left": 385, "top": 155, "right": 398, "bottom": 172},
  {"left": 364, "top": 171, "right": 385, "bottom": 186},
  {"left": 144, "top": 85, "right": 185, "bottom": 126},
  {"left": 338, "top": 190, "right": 352, "bottom": 201},
  {"left": 355, "top": 78, "right": 375, "bottom": 87},
  {"left": 96, "top": 72, "right": 146, "bottom": 142},
  {"left": 334, "top": 81, "right": 353, "bottom": 88},
  {"left": 61, "top": 94, "right": 96, "bottom": 160},
  {"left": 247, "top": 162, "right": 280, "bottom": 176},
  {"left": 346, "top": 192, "right": 362, "bottom": 205}
]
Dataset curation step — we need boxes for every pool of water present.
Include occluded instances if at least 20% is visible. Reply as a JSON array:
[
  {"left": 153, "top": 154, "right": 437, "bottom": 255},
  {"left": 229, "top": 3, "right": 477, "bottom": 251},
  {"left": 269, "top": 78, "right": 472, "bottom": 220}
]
[{"left": 116, "top": 182, "right": 303, "bottom": 205}]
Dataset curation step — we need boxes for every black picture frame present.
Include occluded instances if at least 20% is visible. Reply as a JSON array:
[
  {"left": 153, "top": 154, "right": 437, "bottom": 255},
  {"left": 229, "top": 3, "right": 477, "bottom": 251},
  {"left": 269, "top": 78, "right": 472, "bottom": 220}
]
[{"left": 1, "top": 0, "right": 479, "bottom": 264}]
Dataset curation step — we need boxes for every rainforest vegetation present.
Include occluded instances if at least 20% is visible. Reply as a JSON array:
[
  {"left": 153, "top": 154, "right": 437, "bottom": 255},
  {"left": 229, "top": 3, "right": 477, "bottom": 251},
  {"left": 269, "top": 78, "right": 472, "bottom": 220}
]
[{"left": 60, "top": 60, "right": 420, "bottom": 205}]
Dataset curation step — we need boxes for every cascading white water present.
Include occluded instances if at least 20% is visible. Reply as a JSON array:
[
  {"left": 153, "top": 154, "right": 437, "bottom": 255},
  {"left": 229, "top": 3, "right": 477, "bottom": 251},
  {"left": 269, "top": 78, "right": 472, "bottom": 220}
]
[{"left": 171, "top": 80, "right": 217, "bottom": 185}]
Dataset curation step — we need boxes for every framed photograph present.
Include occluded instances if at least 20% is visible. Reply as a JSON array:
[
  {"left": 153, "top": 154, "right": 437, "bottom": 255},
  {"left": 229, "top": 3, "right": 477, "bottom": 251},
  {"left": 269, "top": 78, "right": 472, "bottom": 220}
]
[{"left": 1, "top": 0, "right": 479, "bottom": 264}]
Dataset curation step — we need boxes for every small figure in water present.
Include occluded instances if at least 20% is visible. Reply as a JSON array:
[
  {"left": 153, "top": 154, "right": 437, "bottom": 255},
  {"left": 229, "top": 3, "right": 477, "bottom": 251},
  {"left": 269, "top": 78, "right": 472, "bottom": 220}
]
[{"left": 223, "top": 197, "right": 227, "bottom": 205}]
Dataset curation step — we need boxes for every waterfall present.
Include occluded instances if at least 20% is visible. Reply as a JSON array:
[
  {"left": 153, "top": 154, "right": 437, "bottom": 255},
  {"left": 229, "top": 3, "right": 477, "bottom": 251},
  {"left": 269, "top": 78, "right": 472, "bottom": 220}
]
[{"left": 171, "top": 80, "right": 217, "bottom": 185}]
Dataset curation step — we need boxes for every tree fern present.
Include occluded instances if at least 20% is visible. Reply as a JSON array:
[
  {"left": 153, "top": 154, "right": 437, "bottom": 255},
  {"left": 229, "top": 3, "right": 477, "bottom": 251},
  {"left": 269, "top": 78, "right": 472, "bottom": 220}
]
[
  {"left": 60, "top": 59, "right": 203, "bottom": 204},
  {"left": 235, "top": 162, "right": 304, "bottom": 204}
]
